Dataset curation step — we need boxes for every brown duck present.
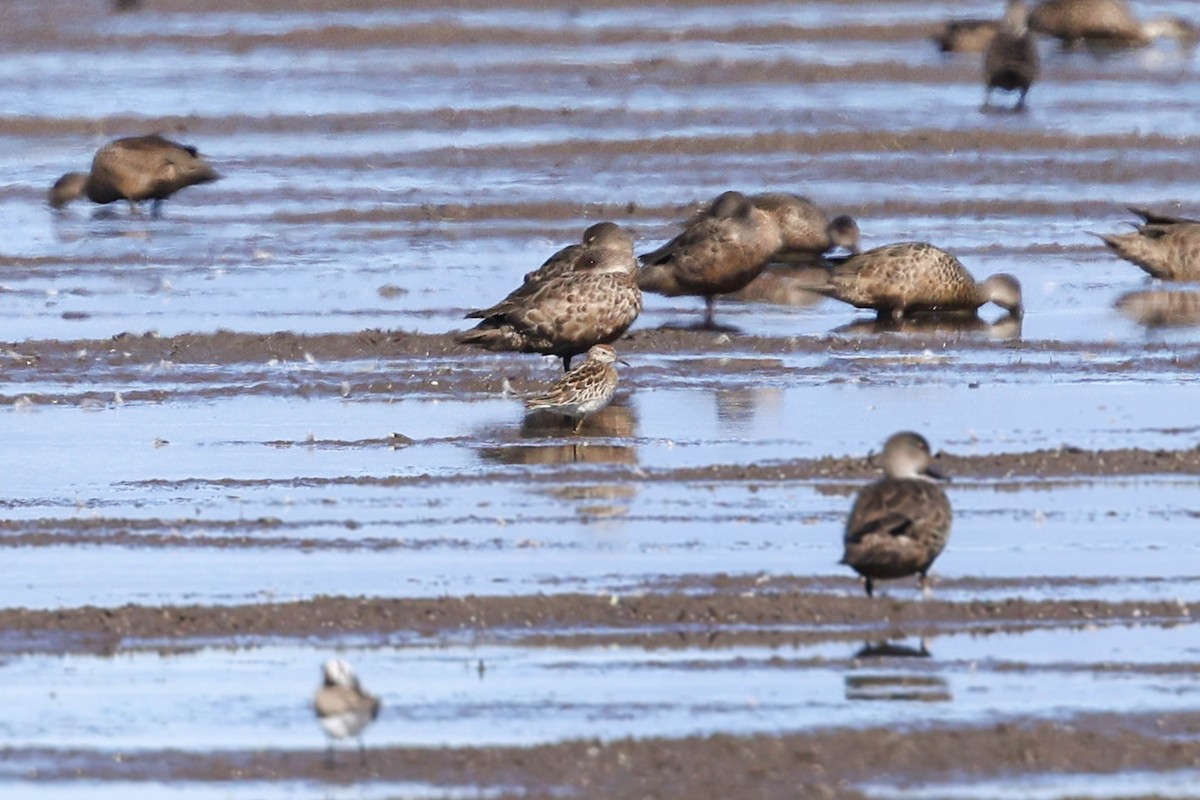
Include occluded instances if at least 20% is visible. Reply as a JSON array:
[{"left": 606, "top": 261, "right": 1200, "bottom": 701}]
[
  {"left": 459, "top": 229, "right": 642, "bottom": 371},
  {"left": 1028, "top": 0, "right": 1196, "bottom": 48},
  {"left": 935, "top": 18, "right": 1002, "bottom": 53},
  {"left": 49, "top": 134, "right": 220, "bottom": 217},
  {"left": 522, "top": 221, "right": 636, "bottom": 286},
  {"left": 814, "top": 241, "right": 1023, "bottom": 320},
  {"left": 984, "top": 0, "right": 1040, "bottom": 110},
  {"left": 750, "top": 192, "right": 860, "bottom": 261},
  {"left": 842, "top": 432, "right": 953, "bottom": 598},
  {"left": 637, "top": 191, "right": 787, "bottom": 327},
  {"left": 1099, "top": 207, "right": 1200, "bottom": 281}
]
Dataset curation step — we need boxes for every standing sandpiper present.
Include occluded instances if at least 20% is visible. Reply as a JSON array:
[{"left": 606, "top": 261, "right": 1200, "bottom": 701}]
[
  {"left": 314, "top": 658, "right": 381, "bottom": 767},
  {"left": 524, "top": 344, "right": 623, "bottom": 433},
  {"left": 841, "top": 432, "right": 953, "bottom": 597}
]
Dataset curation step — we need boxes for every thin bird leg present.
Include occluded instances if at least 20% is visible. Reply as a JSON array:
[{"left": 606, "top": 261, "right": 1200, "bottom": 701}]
[
  {"left": 561, "top": 355, "right": 572, "bottom": 371},
  {"left": 151, "top": 198, "right": 164, "bottom": 219},
  {"left": 704, "top": 296, "right": 716, "bottom": 328},
  {"left": 573, "top": 416, "right": 584, "bottom": 433}
]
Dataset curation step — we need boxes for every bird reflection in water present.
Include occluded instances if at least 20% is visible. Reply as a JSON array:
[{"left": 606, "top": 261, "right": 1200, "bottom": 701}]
[
  {"left": 844, "top": 638, "right": 951, "bottom": 703},
  {"left": 1115, "top": 290, "right": 1200, "bottom": 328},
  {"left": 476, "top": 404, "right": 638, "bottom": 467},
  {"left": 832, "top": 311, "right": 1022, "bottom": 341}
]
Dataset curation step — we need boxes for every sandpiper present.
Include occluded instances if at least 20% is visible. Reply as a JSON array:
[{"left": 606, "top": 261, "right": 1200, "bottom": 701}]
[
  {"left": 459, "top": 225, "right": 642, "bottom": 371},
  {"left": 814, "top": 241, "right": 1022, "bottom": 320},
  {"left": 637, "top": 190, "right": 784, "bottom": 327},
  {"left": 984, "top": 0, "right": 1039, "bottom": 110},
  {"left": 1099, "top": 207, "right": 1200, "bottom": 281},
  {"left": 842, "top": 432, "right": 953, "bottom": 598},
  {"left": 1028, "top": 0, "right": 1196, "bottom": 49},
  {"left": 314, "top": 658, "right": 382, "bottom": 767},
  {"left": 524, "top": 343, "right": 623, "bottom": 432},
  {"left": 49, "top": 134, "right": 221, "bottom": 217}
]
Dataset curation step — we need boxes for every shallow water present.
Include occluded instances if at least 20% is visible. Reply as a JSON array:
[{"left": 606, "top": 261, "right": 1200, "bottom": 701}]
[{"left": 5, "top": 0, "right": 1200, "bottom": 796}]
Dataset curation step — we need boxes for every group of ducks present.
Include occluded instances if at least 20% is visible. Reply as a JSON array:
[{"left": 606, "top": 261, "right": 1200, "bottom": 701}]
[{"left": 939, "top": 0, "right": 1197, "bottom": 110}]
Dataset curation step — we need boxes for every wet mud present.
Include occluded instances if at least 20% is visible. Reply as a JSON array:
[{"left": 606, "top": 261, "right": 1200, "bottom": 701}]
[{"left": 6, "top": 0, "right": 1200, "bottom": 798}]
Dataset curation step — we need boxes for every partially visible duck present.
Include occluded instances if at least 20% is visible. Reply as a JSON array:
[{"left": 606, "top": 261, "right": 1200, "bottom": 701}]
[
  {"left": 935, "top": 18, "right": 1002, "bottom": 53},
  {"left": 1100, "top": 207, "right": 1200, "bottom": 281},
  {"left": 49, "top": 134, "right": 220, "bottom": 217},
  {"left": 1028, "top": 0, "right": 1197, "bottom": 48},
  {"left": 984, "top": 0, "right": 1040, "bottom": 110},
  {"left": 638, "top": 190, "right": 784, "bottom": 328}
]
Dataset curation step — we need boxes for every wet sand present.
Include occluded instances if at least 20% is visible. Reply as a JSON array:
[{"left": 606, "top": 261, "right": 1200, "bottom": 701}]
[{"left": 6, "top": 0, "right": 1200, "bottom": 798}]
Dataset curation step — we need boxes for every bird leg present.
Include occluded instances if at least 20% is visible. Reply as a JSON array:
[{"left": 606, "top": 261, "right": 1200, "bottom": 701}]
[
  {"left": 358, "top": 737, "right": 369, "bottom": 767},
  {"left": 703, "top": 296, "right": 717, "bottom": 329},
  {"left": 151, "top": 199, "right": 165, "bottom": 219},
  {"left": 561, "top": 355, "right": 573, "bottom": 371},
  {"left": 573, "top": 416, "right": 584, "bottom": 434},
  {"left": 864, "top": 576, "right": 875, "bottom": 598}
]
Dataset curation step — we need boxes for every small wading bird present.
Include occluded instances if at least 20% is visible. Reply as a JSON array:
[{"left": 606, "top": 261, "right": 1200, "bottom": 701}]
[
  {"left": 1099, "top": 207, "right": 1200, "bottom": 281},
  {"left": 458, "top": 222, "right": 642, "bottom": 371},
  {"left": 841, "top": 432, "right": 953, "bottom": 598},
  {"left": 811, "top": 241, "right": 1023, "bottom": 321},
  {"left": 1028, "top": 0, "right": 1197, "bottom": 49},
  {"left": 984, "top": 0, "right": 1040, "bottom": 110},
  {"left": 48, "top": 134, "right": 221, "bottom": 217},
  {"left": 314, "top": 658, "right": 381, "bottom": 767},
  {"left": 523, "top": 343, "right": 623, "bottom": 432}
]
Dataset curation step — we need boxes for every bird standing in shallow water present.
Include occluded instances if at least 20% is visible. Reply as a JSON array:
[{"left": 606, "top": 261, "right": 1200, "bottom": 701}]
[
  {"left": 842, "top": 432, "right": 953, "bottom": 598},
  {"left": 49, "top": 134, "right": 221, "bottom": 217},
  {"left": 812, "top": 241, "right": 1023, "bottom": 320},
  {"left": 314, "top": 658, "right": 381, "bottom": 767},
  {"left": 458, "top": 222, "right": 642, "bottom": 371},
  {"left": 984, "top": 0, "right": 1040, "bottom": 111},
  {"left": 637, "top": 190, "right": 785, "bottom": 328},
  {"left": 524, "top": 343, "right": 623, "bottom": 432}
]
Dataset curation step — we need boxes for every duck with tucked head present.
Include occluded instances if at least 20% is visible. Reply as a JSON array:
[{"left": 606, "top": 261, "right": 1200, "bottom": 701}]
[
  {"left": 49, "top": 134, "right": 221, "bottom": 217},
  {"left": 984, "top": 0, "right": 1040, "bottom": 110}
]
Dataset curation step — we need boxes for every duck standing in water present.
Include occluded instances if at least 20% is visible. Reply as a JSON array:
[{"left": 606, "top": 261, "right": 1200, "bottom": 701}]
[
  {"left": 984, "top": 0, "right": 1040, "bottom": 110},
  {"left": 842, "top": 432, "right": 953, "bottom": 598},
  {"left": 49, "top": 134, "right": 221, "bottom": 217}
]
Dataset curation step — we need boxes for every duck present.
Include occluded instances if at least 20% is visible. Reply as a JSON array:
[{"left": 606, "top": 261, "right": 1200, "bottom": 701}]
[
  {"left": 459, "top": 227, "right": 642, "bottom": 371},
  {"left": 314, "top": 658, "right": 381, "bottom": 767},
  {"left": 984, "top": 0, "right": 1040, "bottom": 110},
  {"left": 522, "top": 221, "right": 636, "bottom": 286},
  {"left": 1099, "top": 207, "right": 1200, "bottom": 281},
  {"left": 842, "top": 432, "right": 953, "bottom": 598},
  {"left": 1028, "top": 0, "right": 1197, "bottom": 48},
  {"left": 749, "top": 192, "right": 861, "bottom": 261},
  {"left": 49, "top": 134, "right": 220, "bottom": 217},
  {"left": 813, "top": 241, "right": 1023, "bottom": 320},
  {"left": 638, "top": 191, "right": 780, "bottom": 327},
  {"left": 935, "top": 18, "right": 1002, "bottom": 53}
]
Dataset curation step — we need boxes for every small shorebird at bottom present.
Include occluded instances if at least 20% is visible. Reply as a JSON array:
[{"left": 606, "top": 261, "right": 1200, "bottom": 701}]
[
  {"left": 313, "top": 658, "right": 382, "bottom": 767},
  {"left": 523, "top": 343, "right": 624, "bottom": 433},
  {"left": 841, "top": 432, "right": 953, "bottom": 598}
]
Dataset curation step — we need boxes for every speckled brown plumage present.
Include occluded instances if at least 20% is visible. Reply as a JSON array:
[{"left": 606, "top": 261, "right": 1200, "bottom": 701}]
[
  {"left": 1028, "top": 0, "right": 1196, "bottom": 48},
  {"left": 984, "top": 0, "right": 1039, "bottom": 109},
  {"left": 1101, "top": 208, "right": 1200, "bottom": 281},
  {"left": 842, "top": 432, "right": 953, "bottom": 598},
  {"left": 522, "top": 221, "right": 637, "bottom": 286},
  {"left": 48, "top": 134, "right": 221, "bottom": 217},
  {"left": 817, "top": 241, "right": 1023, "bottom": 319},
  {"left": 460, "top": 246, "right": 642, "bottom": 371},
  {"left": 935, "top": 18, "right": 1002, "bottom": 53},
  {"left": 524, "top": 344, "right": 621, "bottom": 432},
  {"left": 638, "top": 190, "right": 795, "bottom": 327}
]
